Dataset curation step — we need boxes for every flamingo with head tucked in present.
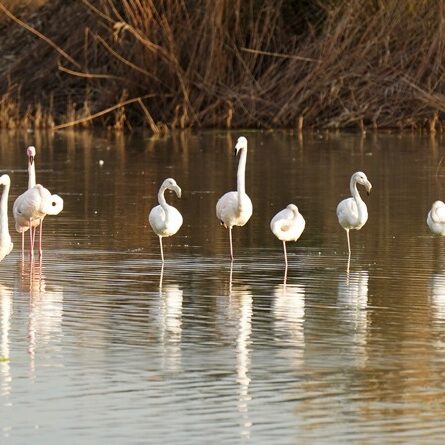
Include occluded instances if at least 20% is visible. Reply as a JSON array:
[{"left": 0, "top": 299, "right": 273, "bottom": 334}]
[
  {"left": 14, "top": 184, "right": 63, "bottom": 259},
  {"left": 427, "top": 201, "right": 445, "bottom": 236},
  {"left": 271, "top": 204, "right": 305, "bottom": 275}
]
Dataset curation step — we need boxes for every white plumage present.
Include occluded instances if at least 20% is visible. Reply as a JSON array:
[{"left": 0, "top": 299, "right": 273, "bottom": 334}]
[
  {"left": 427, "top": 200, "right": 445, "bottom": 235},
  {"left": 336, "top": 171, "right": 372, "bottom": 258},
  {"left": 216, "top": 136, "right": 253, "bottom": 260},
  {"left": 0, "top": 174, "right": 13, "bottom": 263},
  {"left": 149, "top": 178, "right": 183, "bottom": 262},
  {"left": 13, "top": 184, "right": 64, "bottom": 258},
  {"left": 271, "top": 204, "right": 305, "bottom": 272},
  {"left": 13, "top": 146, "right": 39, "bottom": 254}
]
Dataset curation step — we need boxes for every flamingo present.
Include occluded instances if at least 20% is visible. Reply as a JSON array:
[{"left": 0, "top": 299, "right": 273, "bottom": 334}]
[
  {"left": 149, "top": 178, "right": 183, "bottom": 263},
  {"left": 216, "top": 136, "right": 253, "bottom": 260},
  {"left": 13, "top": 185, "right": 63, "bottom": 259},
  {"left": 427, "top": 201, "right": 445, "bottom": 235},
  {"left": 13, "top": 146, "right": 39, "bottom": 254},
  {"left": 336, "top": 171, "right": 372, "bottom": 261},
  {"left": 270, "top": 204, "right": 305, "bottom": 275},
  {"left": 0, "top": 174, "right": 13, "bottom": 263}
]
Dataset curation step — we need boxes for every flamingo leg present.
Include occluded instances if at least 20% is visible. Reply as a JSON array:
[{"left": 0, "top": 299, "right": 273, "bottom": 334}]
[
  {"left": 283, "top": 240, "right": 288, "bottom": 268},
  {"left": 39, "top": 219, "right": 43, "bottom": 257},
  {"left": 346, "top": 229, "right": 351, "bottom": 258},
  {"left": 29, "top": 219, "right": 34, "bottom": 260},
  {"left": 229, "top": 227, "right": 234, "bottom": 261},
  {"left": 21, "top": 232, "right": 24, "bottom": 259},
  {"left": 283, "top": 240, "right": 288, "bottom": 283},
  {"left": 159, "top": 236, "right": 164, "bottom": 263}
]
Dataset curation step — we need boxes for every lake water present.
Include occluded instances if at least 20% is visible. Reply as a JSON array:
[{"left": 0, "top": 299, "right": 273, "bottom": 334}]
[{"left": 1, "top": 129, "right": 445, "bottom": 443}]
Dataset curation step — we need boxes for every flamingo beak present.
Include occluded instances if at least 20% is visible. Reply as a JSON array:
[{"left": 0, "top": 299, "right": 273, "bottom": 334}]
[
  {"left": 175, "top": 186, "right": 182, "bottom": 199},
  {"left": 366, "top": 181, "right": 372, "bottom": 196},
  {"left": 29, "top": 156, "right": 34, "bottom": 165}
]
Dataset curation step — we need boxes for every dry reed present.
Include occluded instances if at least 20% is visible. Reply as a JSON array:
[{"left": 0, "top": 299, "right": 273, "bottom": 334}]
[{"left": 0, "top": 0, "right": 444, "bottom": 131}]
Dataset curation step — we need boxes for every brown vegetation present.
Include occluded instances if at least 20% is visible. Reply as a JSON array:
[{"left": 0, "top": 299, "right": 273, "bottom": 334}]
[{"left": 0, "top": 0, "right": 445, "bottom": 131}]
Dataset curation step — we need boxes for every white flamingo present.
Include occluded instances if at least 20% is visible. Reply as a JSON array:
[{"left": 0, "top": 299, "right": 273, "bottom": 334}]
[
  {"left": 13, "top": 185, "right": 63, "bottom": 259},
  {"left": 336, "top": 171, "right": 372, "bottom": 259},
  {"left": 0, "top": 175, "right": 13, "bottom": 263},
  {"left": 270, "top": 204, "right": 305, "bottom": 274},
  {"left": 149, "top": 178, "right": 183, "bottom": 263},
  {"left": 13, "top": 146, "right": 38, "bottom": 254},
  {"left": 216, "top": 136, "right": 253, "bottom": 260},
  {"left": 427, "top": 201, "right": 445, "bottom": 235}
]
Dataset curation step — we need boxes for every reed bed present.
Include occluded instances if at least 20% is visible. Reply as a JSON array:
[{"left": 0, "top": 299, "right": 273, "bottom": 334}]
[{"left": 0, "top": 0, "right": 444, "bottom": 131}]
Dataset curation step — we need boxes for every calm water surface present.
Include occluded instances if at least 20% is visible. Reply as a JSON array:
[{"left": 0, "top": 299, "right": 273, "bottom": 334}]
[{"left": 1, "top": 130, "right": 445, "bottom": 444}]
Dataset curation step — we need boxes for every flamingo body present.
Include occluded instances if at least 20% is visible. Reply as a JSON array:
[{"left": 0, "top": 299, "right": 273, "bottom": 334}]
[
  {"left": 0, "top": 174, "right": 13, "bottom": 262},
  {"left": 13, "top": 146, "right": 40, "bottom": 238},
  {"left": 271, "top": 204, "right": 305, "bottom": 275},
  {"left": 149, "top": 205, "right": 183, "bottom": 237},
  {"left": 271, "top": 204, "right": 305, "bottom": 242},
  {"left": 149, "top": 178, "right": 183, "bottom": 262},
  {"left": 14, "top": 184, "right": 63, "bottom": 228},
  {"left": 427, "top": 200, "right": 445, "bottom": 235},
  {"left": 216, "top": 136, "right": 252, "bottom": 260},
  {"left": 216, "top": 191, "right": 253, "bottom": 229}
]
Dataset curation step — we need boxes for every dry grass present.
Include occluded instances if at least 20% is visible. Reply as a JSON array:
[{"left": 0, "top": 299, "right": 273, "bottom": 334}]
[{"left": 0, "top": 0, "right": 444, "bottom": 131}]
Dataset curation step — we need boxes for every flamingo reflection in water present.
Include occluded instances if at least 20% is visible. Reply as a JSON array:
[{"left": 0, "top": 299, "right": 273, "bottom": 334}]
[
  {"left": 429, "top": 273, "right": 445, "bottom": 324},
  {"left": 273, "top": 283, "right": 305, "bottom": 367},
  {"left": 0, "top": 284, "right": 13, "bottom": 397},
  {"left": 337, "top": 270, "right": 369, "bottom": 368},
  {"left": 21, "top": 260, "right": 63, "bottom": 375},
  {"left": 226, "top": 265, "right": 253, "bottom": 440},
  {"left": 158, "top": 264, "right": 183, "bottom": 372}
]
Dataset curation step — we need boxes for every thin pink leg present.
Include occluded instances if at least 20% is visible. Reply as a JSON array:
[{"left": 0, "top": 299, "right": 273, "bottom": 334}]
[
  {"left": 39, "top": 219, "right": 43, "bottom": 257},
  {"left": 29, "top": 220, "right": 34, "bottom": 260},
  {"left": 21, "top": 232, "right": 24, "bottom": 259}
]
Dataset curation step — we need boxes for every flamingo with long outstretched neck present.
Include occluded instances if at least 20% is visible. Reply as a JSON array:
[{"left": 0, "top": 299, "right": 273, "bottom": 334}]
[
  {"left": 0, "top": 174, "right": 13, "bottom": 263},
  {"left": 216, "top": 136, "right": 253, "bottom": 261},
  {"left": 13, "top": 146, "right": 39, "bottom": 255}
]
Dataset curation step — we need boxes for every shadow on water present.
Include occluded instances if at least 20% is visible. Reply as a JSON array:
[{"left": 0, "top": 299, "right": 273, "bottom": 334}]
[{"left": 2, "top": 130, "right": 445, "bottom": 443}]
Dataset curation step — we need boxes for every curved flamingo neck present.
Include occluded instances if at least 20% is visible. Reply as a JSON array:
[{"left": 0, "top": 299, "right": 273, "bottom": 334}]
[
  {"left": 158, "top": 185, "right": 168, "bottom": 208},
  {"left": 158, "top": 185, "right": 172, "bottom": 223},
  {"left": 432, "top": 205, "right": 442, "bottom": 223},
  {"left": 350, "top": 176, "right": 366, "bottom": 217},
  {"left": 237, "top": 147, "right": 247, "bottom": 200},
  {"left": 0, "top": 182, "right": 10, "bottom": 235},
  {"left": 28, "top": 160, "right": 36, "bottom": 189}
]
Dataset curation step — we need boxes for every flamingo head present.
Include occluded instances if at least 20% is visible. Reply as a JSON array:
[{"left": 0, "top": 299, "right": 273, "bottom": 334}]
[
  {"left": 0, "top": 174, "right": 10, "bottom": 187},
  {"left": 353, "top": 171, "right": 372, "bottom": 195},
  {"left": 234, "top": 136, "right": 248, "bottom": 156},
  {"left": 286, "top": 204, "right": 299, "bottom": 215},
  {"left": 432, "top": 200, "right": 445, "bottom": 211},
  {"left": 163, "top": 178, "right": 182, "bottom": 198},
  {"left": 27, "top": 146, "right": 36, "bottom": 165}
]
